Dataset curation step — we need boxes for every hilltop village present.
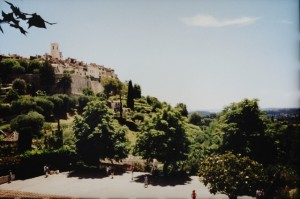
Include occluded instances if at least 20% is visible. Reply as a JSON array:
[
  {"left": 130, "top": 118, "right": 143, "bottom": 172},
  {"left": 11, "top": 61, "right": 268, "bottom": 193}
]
[{"left": 0, "top": 43, "right": 117, "bottom": 95}]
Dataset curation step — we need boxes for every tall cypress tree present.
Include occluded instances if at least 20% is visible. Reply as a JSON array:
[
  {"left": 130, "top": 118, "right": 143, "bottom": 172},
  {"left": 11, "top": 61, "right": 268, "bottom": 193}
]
[{"left": 127, "top": 80, "right": 134, "bottom": 110}]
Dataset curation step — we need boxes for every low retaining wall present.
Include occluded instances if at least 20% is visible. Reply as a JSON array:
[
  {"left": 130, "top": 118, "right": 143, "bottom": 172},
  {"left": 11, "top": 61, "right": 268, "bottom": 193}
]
[{"left": 0, "top": 174, "right": 15, "bottom": 184}]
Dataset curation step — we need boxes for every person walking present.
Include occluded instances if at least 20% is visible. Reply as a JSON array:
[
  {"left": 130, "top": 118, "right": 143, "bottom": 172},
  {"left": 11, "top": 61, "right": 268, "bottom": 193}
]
[
  {"left": 106, "top": 166, "right": 110, "bottom": 176},
  {"left": 8, "top": 170, "right": 12, "bottom": 183},
  {"left": 191, "top": 190, "right": 197, "bottom": 199},
  {"left": 44, "top": 165, "right": 48, "bottom": 178},
  {"left": 144, "top": 175, "right": 148, "bottom": 188}
]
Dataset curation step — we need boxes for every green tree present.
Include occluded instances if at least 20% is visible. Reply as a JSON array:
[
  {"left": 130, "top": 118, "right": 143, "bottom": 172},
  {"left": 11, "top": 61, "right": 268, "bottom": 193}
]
[
  {"left": 4, "top": 89, "right": 19, "bottom": 103},
  {"left": 0, "top": 58, "right": 20, "bottom": 83},
  {"left": 185, "top": 121, "right": 221, "bottom": 174},
  {"left": 57, "top": 73, "right": 72, "bottom": 94},
  {"left": 73, "top": 99, "right": 129, "bottom": 166},
  {"left": 12, "top": 78, "right": 26, "bottom": 95},
  {"left": 189, "top": 112, "right": 202, "bottom": 126},
  {"left": 199, "top": 152, "right": 266, "bottom": 199},
  {"left": 146, "top": 96, "right": 162, "bottom": 112},
  {"left": 77, "top": 95, "right": 94, "bottom": 114},
  {"left": 11, "top": 97, "right": 37, "bottom": 114},
  {"left": 11, "top": 111, "right": 44, "bottom": 152},
  {"left": 48, "top": 94, "right": 75, "bottom": 131},
  {"left": 101, "top": 77, "right": 124, "bottom": 118},
  {"left": 40, "top": 61, "right": 55, "bottom": 94},
  {"left": 217, "top": 99, "right": 274, "bottom": 165},
  {"left": 133, "top": 84, "right": 141, "bottom": 99},
  {"left": 18, "top": 59, "right": 29, "bottom": 73},
  {"left": 101, "top": 77, "right": 123, "bottom": 98},
  {"left": 135, "top": 107, "right": 190, "bottom": 174},
  {"left": 127, "top": 80, "right": 134, "bottom": 110},
  {"left": 27, "top": 59, "right": 42, "bottom": 74},
  {"left": 34, "top": 97, "right": 54, "bottom": 120},
  {"left": 12, "top": 63, "right": 25, "bottom": 74},
  {"left": 175, "top": 103, "right": 188, "bottom": 117}
]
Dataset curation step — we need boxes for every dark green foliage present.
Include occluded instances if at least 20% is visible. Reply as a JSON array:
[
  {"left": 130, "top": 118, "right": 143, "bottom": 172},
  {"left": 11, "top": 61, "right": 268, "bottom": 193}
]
[
  {"left": 39, "top": 61, "right": 55, "bottom": 94},
  {"left": 73, "top": 99, "right": 129, "bottom": 166},
  {"left": 135, "top": 107, "right": 190, "bottom": 174},
  {"left": 48, "top": 94, "right": 75, "bottom": 131},
  {"left": 0, "top": 103, "right": 11, "bottom": 120},
  {"left": 10, "top": 111, "right": 44, "bottom": 152},
  {"left": 27, "top": 59, "right": 42, "bottom": 74},
  {"left": 77, "top": 95, "right": 93, "bottom": 114},
  {"left": 34, "top": 97, "right": 54, "bottom": 120},
  {"left": 56, "top": 73, "right": 72, "bottom": 94},
  {"left": 199, "top": 152, "right": 266, "bottom": 199},
  {"left": 218, "top": 99, "right": 276, "bottom": 165},
  {"left": 82, "top": 87, "right": 94, "bottom": 96},
  {"left": 12, "top": 78, "right": 26, "bottom": 95},
  {"left": 0, "top": 58, "right": 20, "bottom": 83},
  {"left": 4, "top": 89, "right": 19, "bottom": 102},
  {"left": 16, "top": 148, "right": 76, "bottom": 179},
  {"left": 127, "top": 80, "right": 134, "bottom": 109},
  {"left": 18, "top": 59, "right": 29, "bottom": 72},
  {"left": 146, "top": 96, "right": 162, "bottom": 112},
  {"left": 12, "top": 64, "right": 25, "bottom": 74},
  {"left": 44, "top": 130, "right": 63, "bottom": 150},
  {"left": 11, "top": 97, "right": 38, "bottom": 114},
  {"left": 101, "top": 77, "right": 123, "bottom": 98},
  {"left": 189, "top": 112, "right": 202, "bottom": 126},
  {"left": 133, "top": 84, "right": 141, "bottom": 99},
  {"left": 96, "top": 92, "right": 107, "bottom": 99},
  {"left": 175, "top": 103, "right": 188, "bottom": 117}
]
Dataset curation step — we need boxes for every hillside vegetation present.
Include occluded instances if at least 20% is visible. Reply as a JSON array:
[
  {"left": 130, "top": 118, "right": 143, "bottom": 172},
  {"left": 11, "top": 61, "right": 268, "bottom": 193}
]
[{"left": 0, "top": 58, "right": 299, "bottom": 199}]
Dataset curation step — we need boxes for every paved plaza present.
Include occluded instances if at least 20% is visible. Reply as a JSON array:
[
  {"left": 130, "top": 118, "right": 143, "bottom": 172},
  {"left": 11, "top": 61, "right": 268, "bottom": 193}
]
[{"left": 0, "top": 171, "right": 254, "bottom": 199}]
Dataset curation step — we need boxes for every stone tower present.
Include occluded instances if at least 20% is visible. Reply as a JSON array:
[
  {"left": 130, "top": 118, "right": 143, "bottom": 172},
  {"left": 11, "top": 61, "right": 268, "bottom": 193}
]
[{"left": 51, "top": 43, "right": 63, "bottom": 60}]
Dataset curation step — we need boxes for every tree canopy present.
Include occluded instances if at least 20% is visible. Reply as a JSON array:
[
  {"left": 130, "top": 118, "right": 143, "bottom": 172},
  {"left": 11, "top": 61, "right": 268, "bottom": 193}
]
[
  {"left": 135, "top": 106, "right": 190, "bottom": 174},
  {"left": 101, "top": 77, "right": 123, "bottom": 98},
  {"left": 0, "top": 58, "right": 21, "bottom": 83},
  {"left": 199, "top": 152, "right": 266, "bottom": 199},
  {"left": 10, "top": 111, "right": 44, "bottom": 152},
  {"left": 73, "top": 99, "right": 129, "bottom": 166},
  {"left": 216, "top": 99, "right": 278, "bottom": 165}
]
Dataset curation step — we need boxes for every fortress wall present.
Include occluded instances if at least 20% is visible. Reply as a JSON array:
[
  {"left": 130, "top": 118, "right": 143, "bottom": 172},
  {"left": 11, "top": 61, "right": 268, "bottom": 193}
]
[
  {"left": 8, "top": 74, "right": 103, "bottom": 95},
  {"left": 70, "top": 74, "right": 103, "bottom": 95}
]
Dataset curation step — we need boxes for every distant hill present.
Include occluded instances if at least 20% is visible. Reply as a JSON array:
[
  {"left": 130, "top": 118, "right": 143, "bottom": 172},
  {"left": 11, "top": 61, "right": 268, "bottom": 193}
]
[
  {"left": 189, "top": 110, "right": 218, "bottom": 116},
  {"left": 263, "top": 108, "right": 300, "bottom": 118},
  {"left": 190, "top": 108, "right": 300, "bottom": 118}
]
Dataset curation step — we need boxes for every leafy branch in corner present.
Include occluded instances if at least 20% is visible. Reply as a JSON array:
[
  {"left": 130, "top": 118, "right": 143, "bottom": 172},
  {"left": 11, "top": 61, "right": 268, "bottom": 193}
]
[{"left": 0, "top": 1, "right": 56, "bottom": 35}]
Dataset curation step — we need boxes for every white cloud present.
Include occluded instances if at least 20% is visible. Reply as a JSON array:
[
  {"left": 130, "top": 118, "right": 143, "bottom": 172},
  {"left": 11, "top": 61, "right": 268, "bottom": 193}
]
[{"left": 180, "top": 14, "right": 259, "bottom": 27}]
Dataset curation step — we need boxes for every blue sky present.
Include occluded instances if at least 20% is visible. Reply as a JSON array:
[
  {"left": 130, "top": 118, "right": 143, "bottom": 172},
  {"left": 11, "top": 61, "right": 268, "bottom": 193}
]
[{"left": 0, "top": 0, "right": 299, "bottom": 111}]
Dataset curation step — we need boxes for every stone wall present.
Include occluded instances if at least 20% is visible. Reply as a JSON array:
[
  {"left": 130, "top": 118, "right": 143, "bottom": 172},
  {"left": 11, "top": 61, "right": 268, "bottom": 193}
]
[
  {"left": 70, "top": 74, "right": 103, "bottom": 95},
  {"left": 8, "top": 74, "right": 103, "bottom": 95}
]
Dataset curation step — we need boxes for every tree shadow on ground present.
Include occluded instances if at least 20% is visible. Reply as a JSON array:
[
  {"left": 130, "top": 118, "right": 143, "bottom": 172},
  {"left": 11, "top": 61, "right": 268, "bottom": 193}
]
[
  {"left": 133, "top": 173, "right": 192, "bottom": 187},
  {"left": 67, "top": 168, "right": 126, "bottom": 179}
]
